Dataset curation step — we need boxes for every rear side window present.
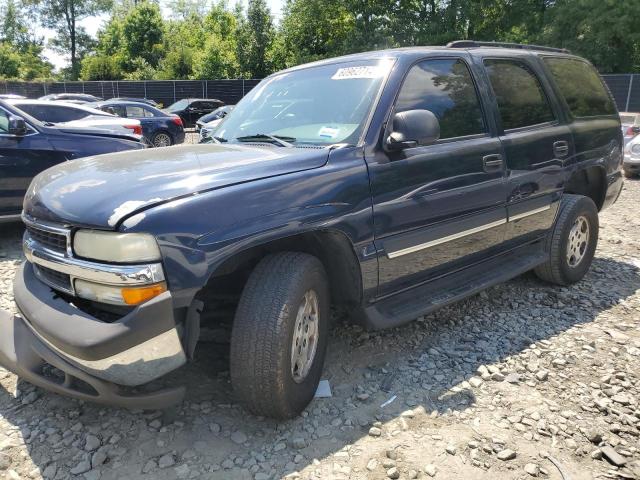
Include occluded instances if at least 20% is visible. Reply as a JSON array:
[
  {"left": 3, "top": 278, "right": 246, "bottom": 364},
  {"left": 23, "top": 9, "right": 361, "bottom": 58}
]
[
  {"left": 395, "top": 58, "right": 485, "bottom": 140},
  {"left": 126, "top": 105, "right": 147, "bottom": 118},
  {"left": 543, "top": 57, "right": 617, "bottom": 117},
  {"left": 484, "top": 59, "right": 555, "bottom": 130}
]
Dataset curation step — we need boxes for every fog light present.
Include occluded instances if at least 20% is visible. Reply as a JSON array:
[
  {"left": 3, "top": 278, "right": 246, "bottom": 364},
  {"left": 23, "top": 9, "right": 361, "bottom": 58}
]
[{"left": 75, "top": 279, "right": 167, "bottom": 306}]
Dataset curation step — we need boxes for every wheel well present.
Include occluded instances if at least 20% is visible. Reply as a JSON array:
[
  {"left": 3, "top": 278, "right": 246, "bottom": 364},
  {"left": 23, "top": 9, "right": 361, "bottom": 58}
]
[
  {"left": 196, "top": 230, "right": 363, "bottom": 324},
  {"left": 564, "top": 166, "right": 606, "bottom": 210}
]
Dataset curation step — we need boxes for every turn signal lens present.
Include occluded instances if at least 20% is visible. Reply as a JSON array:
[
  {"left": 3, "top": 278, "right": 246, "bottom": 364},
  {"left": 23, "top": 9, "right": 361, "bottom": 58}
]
[{"left": 121, "top": 283, "right": 167, "bottom": 305}]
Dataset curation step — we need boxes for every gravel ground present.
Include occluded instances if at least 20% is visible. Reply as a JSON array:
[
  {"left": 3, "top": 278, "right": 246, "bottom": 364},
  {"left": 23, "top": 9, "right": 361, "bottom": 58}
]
[{"left": 0, "top": 177, "right": 639, "bottom": 480}]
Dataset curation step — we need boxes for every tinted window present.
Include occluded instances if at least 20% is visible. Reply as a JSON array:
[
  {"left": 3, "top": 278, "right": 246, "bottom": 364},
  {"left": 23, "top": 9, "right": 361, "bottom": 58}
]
[
  {"left": 19, "top": 104, "right": 88, "bottom": 123},
  {"left": 126, "top": 105, "right": 147, "bottom": 118},
  {"left": 0, "top": 109, "right": 9, "bottom": 133},
  {"left": 395, "top": 58, "right": 485, "bottom": 140},
  {"left": 102, "top": 105, "right": 126, "bottom": 117},
  {"left": 543, "top": 57, "right": 617, "bottom": 117},
  {"left": 484, "top": 59, "right": 555, "bottom": 130}
]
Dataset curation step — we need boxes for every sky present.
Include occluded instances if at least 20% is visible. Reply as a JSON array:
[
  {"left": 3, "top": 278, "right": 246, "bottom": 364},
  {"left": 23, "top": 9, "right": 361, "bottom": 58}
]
[{"left": 40, "top": 0, "right": 284, "bottom": 71}]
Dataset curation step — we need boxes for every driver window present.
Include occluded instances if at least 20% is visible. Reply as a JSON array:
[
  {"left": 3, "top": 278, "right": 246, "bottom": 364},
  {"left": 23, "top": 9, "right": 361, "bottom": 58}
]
[{"left": 395, "top": 58, "right": 486, "bottom": 140}]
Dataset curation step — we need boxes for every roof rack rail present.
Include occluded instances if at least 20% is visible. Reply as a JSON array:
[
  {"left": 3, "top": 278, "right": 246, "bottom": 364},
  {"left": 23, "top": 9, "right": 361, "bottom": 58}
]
[{"left": 446, "top": 40, "right": 570, "bottom": 54}]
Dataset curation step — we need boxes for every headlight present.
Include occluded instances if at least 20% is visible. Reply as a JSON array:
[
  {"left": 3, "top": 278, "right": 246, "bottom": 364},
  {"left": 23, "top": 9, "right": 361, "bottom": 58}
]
[
  {"left": 73, "top": 230, "right": 161, "bottom": 263},
  {"left": 632, "top": 144, "right": 640, "bottom": 154},
  {"left": 75, "top": 279, "right": 167, "bottom": 306}
]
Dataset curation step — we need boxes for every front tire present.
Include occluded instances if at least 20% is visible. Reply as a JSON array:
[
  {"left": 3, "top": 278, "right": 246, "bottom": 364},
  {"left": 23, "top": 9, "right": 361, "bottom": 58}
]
[
  {"left": 230, "top": 252, "right": 330, "bottom": 419},
  {"left": 623, "top": 168, "right": 635, "bottom": 178},
  {"left": 534, "top": 194, "right": 599, "bottom": 285}
]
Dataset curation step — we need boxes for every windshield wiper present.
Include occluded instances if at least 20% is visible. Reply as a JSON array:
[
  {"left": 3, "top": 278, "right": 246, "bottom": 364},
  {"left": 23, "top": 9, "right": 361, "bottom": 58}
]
[{"left": 235, "top": 133, "right": 295, "bottom": 148}]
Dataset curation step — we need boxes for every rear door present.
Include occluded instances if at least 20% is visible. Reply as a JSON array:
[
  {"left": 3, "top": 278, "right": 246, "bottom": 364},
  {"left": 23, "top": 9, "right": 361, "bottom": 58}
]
[
  {"left": 481, "top": 56, "right": 570, "bottom": 246},
  {"left": 367, "top": 56, "right": 508, "bottom": 297}
]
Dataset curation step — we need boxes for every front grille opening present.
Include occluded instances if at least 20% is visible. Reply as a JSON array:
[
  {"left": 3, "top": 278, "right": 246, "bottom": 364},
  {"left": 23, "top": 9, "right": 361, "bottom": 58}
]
[
  {"left": 56, "top": 290, "right": 134, "bottom": 323},
  {"left": 26, "top": 225, "right": 67, "bottom": 254},
  {"left": 35, "top": 264, "right": 71, "bottom": 292}
]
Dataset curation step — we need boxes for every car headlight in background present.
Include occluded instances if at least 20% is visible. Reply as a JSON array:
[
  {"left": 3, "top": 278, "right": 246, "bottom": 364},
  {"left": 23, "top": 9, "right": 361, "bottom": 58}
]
[
  {"left": 632, "top": 144, "right": 640, "bottom": 154},
  {"left": 73, "top": 230, "right": 161, "bottom": 263}
]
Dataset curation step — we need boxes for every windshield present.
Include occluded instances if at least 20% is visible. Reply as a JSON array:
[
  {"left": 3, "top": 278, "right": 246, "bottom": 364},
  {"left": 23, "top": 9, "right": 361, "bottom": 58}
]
[
  {"left": 167, "top": 99, "right": 189, "bottom": 111},
  {"left": 217, "top": 59, "right": 393, "bottom": 146}
]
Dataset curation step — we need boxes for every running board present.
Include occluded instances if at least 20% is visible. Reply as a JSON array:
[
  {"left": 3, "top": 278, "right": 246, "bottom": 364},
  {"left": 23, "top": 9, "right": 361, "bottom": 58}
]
[{"left": 359, "top": 242, "right": 547, "bottom": 330}]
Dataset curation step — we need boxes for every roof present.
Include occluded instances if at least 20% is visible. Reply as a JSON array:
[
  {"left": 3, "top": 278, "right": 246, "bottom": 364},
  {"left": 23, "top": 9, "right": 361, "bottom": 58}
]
[{"left": 276, "top": 42, "right": 577, "bottom": 75}]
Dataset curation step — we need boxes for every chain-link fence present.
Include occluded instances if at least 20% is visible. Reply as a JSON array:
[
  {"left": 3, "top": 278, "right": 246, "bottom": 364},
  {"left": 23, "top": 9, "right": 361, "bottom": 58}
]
[
  {"left": 2, "top": 75, "right": 639, "bottom": 112},
  {"left": 0, "top": 79, "right": 262, "bottom": 107}
]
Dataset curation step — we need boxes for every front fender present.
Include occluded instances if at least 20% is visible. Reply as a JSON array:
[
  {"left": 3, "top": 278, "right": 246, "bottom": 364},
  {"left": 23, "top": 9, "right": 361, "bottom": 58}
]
[{"left": 120, "top": 147, "right": 375, "bottom": 308}]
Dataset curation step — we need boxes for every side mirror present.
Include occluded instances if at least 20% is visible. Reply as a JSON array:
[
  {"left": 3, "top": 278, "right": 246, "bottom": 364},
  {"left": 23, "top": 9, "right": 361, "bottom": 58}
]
[
  {"left": 385, "top": 109, "right": 440, "bottom": 151},
  {"left": 8, "top": 116, "right": 28, "bottom": 136}
]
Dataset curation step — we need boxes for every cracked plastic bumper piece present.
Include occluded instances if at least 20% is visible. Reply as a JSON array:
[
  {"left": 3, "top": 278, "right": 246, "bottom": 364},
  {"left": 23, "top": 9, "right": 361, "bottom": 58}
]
[{"left": 0, "top": 262, "right": 186, "bottom": 409}]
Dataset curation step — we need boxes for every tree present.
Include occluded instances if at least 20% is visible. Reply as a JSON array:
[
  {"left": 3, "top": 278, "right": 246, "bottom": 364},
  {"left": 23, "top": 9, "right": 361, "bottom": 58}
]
[
  {"left": 0, "top": 43, "right": 21, "bottom": 79},
  {"left": 236, "top": 0, "right": 275, "bottom": 78},
  {"left": 80, "top": 53, "right": 123, "bottom": 79},
  {"left": 279, "top": 0, "right": 354, "bottom": 66},
  {"left": 28, "top": 0, "right": 112, "bottom": 80},
  {"left": 121, "top": 1, "right": 165, "bottom": 67},
  {"left": 192, "top": 1, "right": 240, "bottom": 78}
]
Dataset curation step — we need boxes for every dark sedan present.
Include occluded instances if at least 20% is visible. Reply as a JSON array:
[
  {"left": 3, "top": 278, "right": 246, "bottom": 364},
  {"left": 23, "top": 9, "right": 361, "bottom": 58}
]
[
  {"left": 94, "top": 100, "right": 185, "bottom": 147},
  {"left": 164, "top": 98, "right": 224, "bottom": 128},
  {"left": 0, "top": 100, "right": 144, "bottom": 220}
]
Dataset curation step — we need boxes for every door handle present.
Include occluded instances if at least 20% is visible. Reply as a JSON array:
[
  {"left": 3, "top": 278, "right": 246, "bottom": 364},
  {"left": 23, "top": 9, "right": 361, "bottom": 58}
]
[
  {"left": 553, "top": 140, "right": 569, "bottom": 158},
  {"left": 482, "top": 154, "right": 503, "bottom": 173}
]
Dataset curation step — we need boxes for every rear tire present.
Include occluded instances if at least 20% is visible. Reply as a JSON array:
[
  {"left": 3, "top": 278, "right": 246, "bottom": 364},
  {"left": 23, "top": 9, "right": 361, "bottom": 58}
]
[
  {"left": 623, "top": 168, "right": 635, "bottom": 178},
  {"left": 151, "top": 131, "right": 173, "bottom": 147},
  {"left": 230, "top": 252, "right": 330, "bottom": 419},
  {"left": 534, "top": 194, "right": 599, "bottom": 286}
]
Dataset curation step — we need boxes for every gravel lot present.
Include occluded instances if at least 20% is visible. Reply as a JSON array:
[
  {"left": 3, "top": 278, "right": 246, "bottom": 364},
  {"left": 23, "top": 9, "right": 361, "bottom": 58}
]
[{"left": 0, "top": 176, "right": 639, "bottom": 480}]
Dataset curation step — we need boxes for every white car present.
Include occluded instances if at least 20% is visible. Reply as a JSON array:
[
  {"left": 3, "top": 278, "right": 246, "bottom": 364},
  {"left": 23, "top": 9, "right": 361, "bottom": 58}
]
[
  {"left": 8, "top": 100, "right": 143, "bottom": 137},
  {"left": 624, "top": 134, "right": 640, "bottom": 178}
]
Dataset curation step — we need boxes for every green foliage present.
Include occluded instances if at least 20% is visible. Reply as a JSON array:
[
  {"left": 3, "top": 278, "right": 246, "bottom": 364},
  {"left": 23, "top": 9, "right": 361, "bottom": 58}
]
[
  {"left": 0, "top": 0, "right": 53, "bottom": 79},
  {"left": 27, "top": 0, "right": 112, "bottom": 79},
  {"left": 0, "top": 42, "right": 21, "bottom": 79},
  {"left": 236, "top": 0, "right": 276, "bottom": 78},
  {"left": 80, "top": 54, "right": 123, "bottom": 80},
  {"left": 121, "top": 2, "right": 165, "bottom": 67},
  {"left": 4, "top": 0, "right": 640, "bottom": 82}
]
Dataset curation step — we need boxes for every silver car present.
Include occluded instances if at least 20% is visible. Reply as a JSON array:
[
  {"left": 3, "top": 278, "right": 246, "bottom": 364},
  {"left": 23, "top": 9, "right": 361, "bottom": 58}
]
[
  {"left": 624, "top": 134, "right": 640, "bottom": 177},
  {"left": 620, "top": 112, "right": 640, "bottom": 146}
]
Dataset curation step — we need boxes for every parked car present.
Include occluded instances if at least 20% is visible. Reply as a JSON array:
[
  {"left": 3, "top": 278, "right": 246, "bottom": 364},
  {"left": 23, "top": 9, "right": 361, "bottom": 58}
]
[
  {"left": 39, "top": 93, "right": 103, "bottom": 103},
  {"left": 0, "top": 42, "right": 623, "bottom": 418},
  {"left": 0, "top": 94, "right": 26, "bottom": 99},
  {"left": 108, "top": 97, "right": 161, "bottom": 108},
  {"left": 620, "top": 112, "right": 640, "bottom": 145},
  {"left": 8, "top": 99, "right": 143, "bottom": 137},
  {"left": 164, "top": 98, "right": 224, "bottom": 128},
  {"left": 195, "top": 105, "right": 235, "bottom": 131},
  {"left": 0, "top": 100, "right": 144, "bottom": 220},
  {"left": 93, "top": 100, "right": 185, "bottom": 147},
  {"left": 623, "top": 135, "right": 640, "bottom": 177}
]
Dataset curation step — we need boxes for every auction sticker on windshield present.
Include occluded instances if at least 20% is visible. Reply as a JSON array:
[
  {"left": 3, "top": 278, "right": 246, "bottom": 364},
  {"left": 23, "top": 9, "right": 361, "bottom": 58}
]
[{"left": 331, "top": 65, "right": 388, "bottom": 80}]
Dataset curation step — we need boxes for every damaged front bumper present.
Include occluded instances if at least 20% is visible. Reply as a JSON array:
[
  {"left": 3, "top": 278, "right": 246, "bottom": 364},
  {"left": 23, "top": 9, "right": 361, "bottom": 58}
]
[{"left": 0, "top": 263, "right": 187, "bottom": 409}]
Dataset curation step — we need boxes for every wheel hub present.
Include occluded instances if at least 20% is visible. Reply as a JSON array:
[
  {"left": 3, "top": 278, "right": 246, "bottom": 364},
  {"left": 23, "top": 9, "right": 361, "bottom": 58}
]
[
  {"left": 566, "top": 215, "right": 590, "bottom": 268},
  {"left": 291, "top": 289, "right": 319, "bottom": 383},
  {"left": 153, "top": 133, "right": 171, "bottom": 147}
]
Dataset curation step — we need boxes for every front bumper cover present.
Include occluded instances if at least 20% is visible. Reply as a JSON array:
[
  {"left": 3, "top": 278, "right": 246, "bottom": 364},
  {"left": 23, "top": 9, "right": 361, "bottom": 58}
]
[
  {"left": 0, "top": 310, "right": 184, "bottom": 409},
  {"left": 0, "top": 262, "right": 187, "bottom": 408}
]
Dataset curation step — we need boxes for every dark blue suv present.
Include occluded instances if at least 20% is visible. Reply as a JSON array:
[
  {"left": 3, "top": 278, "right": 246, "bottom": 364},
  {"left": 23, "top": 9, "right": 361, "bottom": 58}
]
[
  {"left": 0, "top": 42, "right": 623, "bottom": 418},
  {"left": 0, "top": 101, "right": 144, "bottom": 221}
]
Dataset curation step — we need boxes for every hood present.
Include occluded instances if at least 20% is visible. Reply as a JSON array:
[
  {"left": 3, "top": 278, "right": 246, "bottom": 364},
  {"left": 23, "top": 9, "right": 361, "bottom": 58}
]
[{"left": 24, "top": 143, "right": 329, "bottom": 228}]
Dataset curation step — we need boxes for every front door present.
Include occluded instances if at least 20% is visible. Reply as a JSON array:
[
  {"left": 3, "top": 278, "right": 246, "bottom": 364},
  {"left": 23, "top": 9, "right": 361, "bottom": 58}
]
[
  {"left": 367, "top": 57, "right": 508, "bottom": 297},
  {"left": 0, "top": 108, "right": 66, "bottom": 217}
]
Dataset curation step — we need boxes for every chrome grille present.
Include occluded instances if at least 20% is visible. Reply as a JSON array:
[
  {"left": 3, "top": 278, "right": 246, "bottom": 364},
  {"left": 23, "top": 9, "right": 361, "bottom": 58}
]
[{"left": 26, "top": 225, "right": 67, "bottom": 254}]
